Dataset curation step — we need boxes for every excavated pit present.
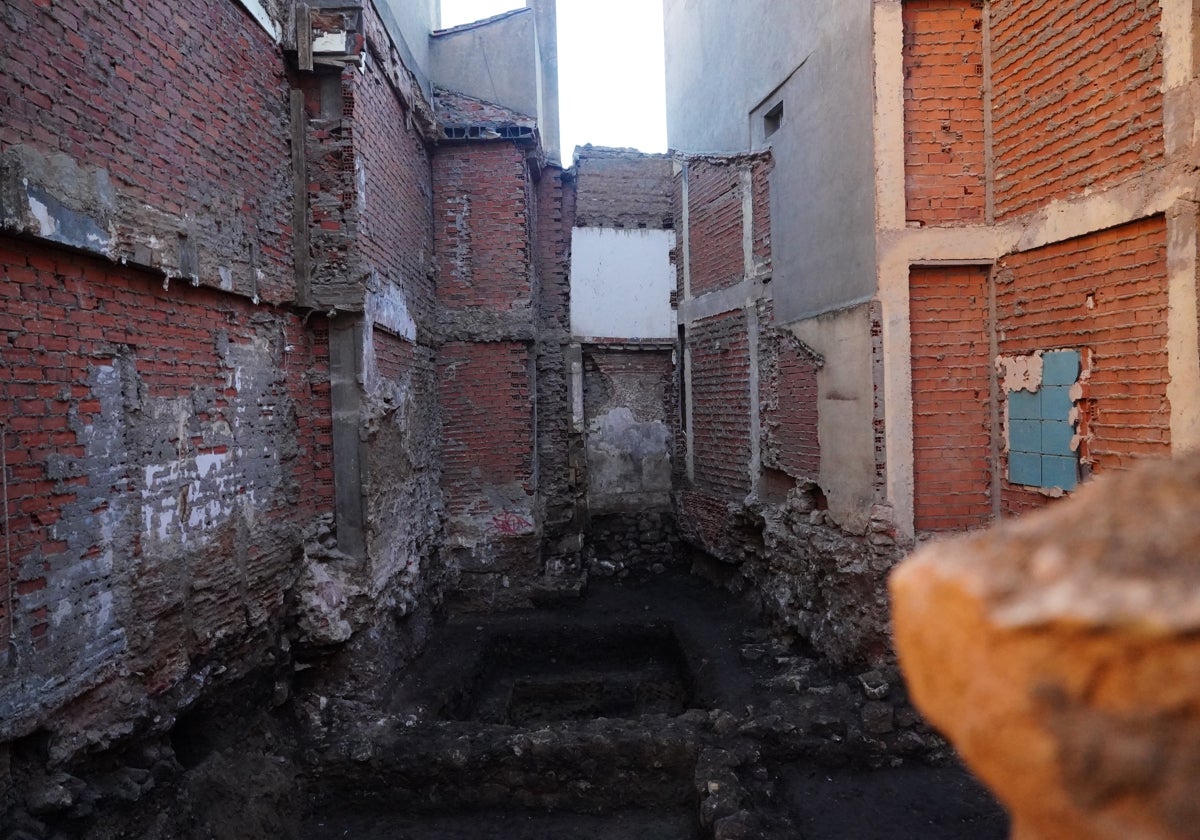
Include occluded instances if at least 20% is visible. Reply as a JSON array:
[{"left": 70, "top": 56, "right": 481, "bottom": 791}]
[
  {"left": 299, "top": 570, "right": 1009, "bottom": 839},
  {"left": 457, "top": 622, "right": 694, "bottom": 724}
]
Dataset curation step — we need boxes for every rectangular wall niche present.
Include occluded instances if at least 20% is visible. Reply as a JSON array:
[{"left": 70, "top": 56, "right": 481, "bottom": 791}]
[{"left": 1007, "top": 350, "right": 1080, "bottom": 491}]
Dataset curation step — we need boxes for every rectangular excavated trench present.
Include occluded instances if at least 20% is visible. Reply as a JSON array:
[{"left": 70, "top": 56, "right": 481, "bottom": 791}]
[
  {"left": 453, "top": 621, "right": 693, "bottom": 725},
  {"left": 299, "top": 571, "right": 1009, "bottom": 840}
]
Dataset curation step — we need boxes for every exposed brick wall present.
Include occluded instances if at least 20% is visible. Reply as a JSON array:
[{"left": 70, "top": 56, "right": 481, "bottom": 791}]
[
  {"left": 689, "top": 310, "right": 752, "bottom": 498},
  {"left": 902, "top": 0, "right": 985, "bottom": 225},
  {"left": 990, "top": 0, "right": 1164, "bottom": 219},
  {"left": 751, "top": 157, "right": 772, "bottom": 268},
  {"left": 0, "top": 237, "right": 331, "bottom": 730},
  {"left": 433, "top": 144, "right": 532, "bottom": 310},
  {"left": 355, "top": 28, "right": 438, "bottom": 329},
  {"left": 0, "top": 0, "right": 295, "bottom": 303},
  {"left": 997, "top": 215, "right": 1169, "bottom": 513},
  {"left": 438, "top": 340, "right": 534, "bottom": 516},
  {"left": 909, "top": 265, "right": 992, "bottom": 532},
  {"left": 678, "top": 489, "right": 740, "bottom": 558},
  {"left": 533, "top": 168, "right": 577, "bottom": 546},
  {"left": 574, "top": 148, "right": 674, "bottom": 229},
  {"left": 761, "top": 335, "right": 821, "bottom": 482},
  {"left": 687, "top": 161, "right": 744, "bottom": 296}
]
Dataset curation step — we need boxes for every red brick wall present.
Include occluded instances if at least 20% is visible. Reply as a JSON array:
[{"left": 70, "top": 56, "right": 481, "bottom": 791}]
[
  {"left": 764, "top": 339, "right": 821, "bottom": 481},
  {"left": 751, "top": 157, "right": 772, "bottom": 268},
  {"left": 439, "top": 340, "right": 534, "bottom": 515},
  {"left": 0, "top": 0, "right": 295, "bottom": 302},
  {"left": 434, "top": 144, "right": 532, "bottom": 309},
  {"left": 574, "top": 149, "right": 673, "bottom": 229},
  {"left": 0, "top": 236, "right": 331, "bottom": 669},
  {"left": 354, "top": 26, "right": 437, "bottom": 327},
  {"left": 990, "top": 0, "right": 1164, "bottom": 219},
  {"left": 689, "top": 310, "right": 752, "bottom": 498},
  {"left": 910, "top": 265, "right": 992, "bottom": 532},
  {"left": 902, "top": 0, "right": 986, "bottom": 225},
  {"left": 687, "top": 162, "right": 744, "bottom": 296},
  {"left": 997, "top": 215, "right": 1169, "bottom": 513}
]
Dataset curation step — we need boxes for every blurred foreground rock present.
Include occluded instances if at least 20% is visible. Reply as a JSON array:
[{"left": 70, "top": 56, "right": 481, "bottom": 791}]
[{"left": 891, "top": 455, "right": 1200, "bottom": 840}]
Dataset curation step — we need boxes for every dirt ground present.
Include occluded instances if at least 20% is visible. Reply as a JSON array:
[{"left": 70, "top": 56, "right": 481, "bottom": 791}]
[{"left": 300, "top": 569, "right": 1009, "bottom": 839}]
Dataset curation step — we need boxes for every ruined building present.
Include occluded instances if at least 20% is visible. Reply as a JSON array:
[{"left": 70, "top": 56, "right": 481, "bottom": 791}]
[
  {"left": 0, "top": 0, "right": 1196, "bottom": 835},
  {"left": 664, "top": 0, "right": 1200, "bottom": 665}
]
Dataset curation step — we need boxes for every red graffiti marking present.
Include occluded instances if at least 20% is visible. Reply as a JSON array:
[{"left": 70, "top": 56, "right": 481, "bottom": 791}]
[{"left": 487, "top": 510, "right": 533, "bottom": 536}]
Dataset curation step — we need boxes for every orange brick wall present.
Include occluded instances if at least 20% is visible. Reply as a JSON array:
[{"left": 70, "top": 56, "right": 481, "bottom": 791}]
[
  {"left": 990, "top": 0, "right": 1164, "bottom": 219},
  {"left": 689, "top": 310, "right": 752, "bottom": 498},
  {"left": 902, "top": 0, "right": 986, "bottom": 226},
  {"left": 997, "top": 215, "right": 1169, "bottom": 514},
  {"left": 910, "top": 265, "right": 993, "bottom": 531},
  {"left": 687, "top": 162, "right": 745, "bottom": 296}
]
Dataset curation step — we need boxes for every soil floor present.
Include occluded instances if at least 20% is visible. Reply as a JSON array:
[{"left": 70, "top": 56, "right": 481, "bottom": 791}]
[{"left": 300, "top": 569, "right": 1009, "bottom": 839}]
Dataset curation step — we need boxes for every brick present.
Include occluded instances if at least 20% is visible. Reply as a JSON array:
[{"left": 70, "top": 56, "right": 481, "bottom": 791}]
[
  {"left": 910, "top": 265, "right": 992, "bottom": 532},
  {"left": 902, "top": 0, "right": 986, "bottom": 225},
  {"left": 990, "top": 0, "right": 1164, "bottom": 218}
]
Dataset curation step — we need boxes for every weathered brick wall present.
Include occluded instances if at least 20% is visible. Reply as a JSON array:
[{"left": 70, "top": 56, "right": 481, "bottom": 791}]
[
  {"left": 351, "top": 12, "right": 444, "bottom": 606},
  {"left": 761, "top": 335, "right": 821, "bottom": 483},
  {"left": 687, "top": 162, "right": 745, "bottom": 296},
  {"left": 689, "top": 311, "right": 752, "bottom": 499},
  {"left": 751, "top": 157, "right": 772, "bottom": 268},
  {"left": 432, "top": 136, "right": 543, "bottom": 608},
  {"left": 990, "top": 0, "right": 1164, "bottom": 218},
  {"left": 0, "top": 237, "right": 331, "bottom": 739},
  {"left": 574, "top": 148, "right": 673, "bottom": 229},
  {"left": 902, "top": 0, "right": 985, "bottom": 225},
  {"left": 439, "top": 340, "right": 534, "bottom": 516},
  {"left": 582, "top": 347, "right": 675, "bottom": 512},
  {"left": 909, "top": 264, "right": 992, "bottom": 531},
  {"left": 434, "top": 144, "right": 532, "bottom": 310},
  {"left": 0, "top": 0, "right": 294, "bottom": 303},
  {"left": 997, "top": 215, "right": 1169, "bottom": 514},
  {"left": 533, "top": 167, "right": 579, "bottom": 564}
]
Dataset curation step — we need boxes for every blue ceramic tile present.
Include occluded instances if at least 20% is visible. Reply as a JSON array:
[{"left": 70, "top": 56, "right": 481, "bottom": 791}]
[
  {"left": 1009, "top": 451, "right": 1041, "bottom": 487},
  {"left": 1041, "top": 385, "right": 1073, "bottom": 420},
  {"left": 1042, "top": 350, "right": 1080, "bottom": 387},
  {"left": 1010, "top": 419, "right": 1042, "bottom": 454},
  {"left": 1042, "top": 420, "right": 1075, "bottom": 457},
  {"left": 1008, "top": 389, "right": 1041, "bottom": 421},
  {"left": 1042, "top": 455, "right": 1078, "bottom": 491}
]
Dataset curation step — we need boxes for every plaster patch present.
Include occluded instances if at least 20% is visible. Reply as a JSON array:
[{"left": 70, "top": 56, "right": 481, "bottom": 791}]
[
  {"left": 366, "top": 281, "right": 417, "bottom": 340},
  {"left": 995, "top": 352, "right": 1043, "bottom": 393}
]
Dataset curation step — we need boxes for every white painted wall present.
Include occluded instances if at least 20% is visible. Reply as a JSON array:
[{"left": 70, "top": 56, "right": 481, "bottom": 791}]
[{"left": 570, "top": 227, "right": 676, "bottom": 339}]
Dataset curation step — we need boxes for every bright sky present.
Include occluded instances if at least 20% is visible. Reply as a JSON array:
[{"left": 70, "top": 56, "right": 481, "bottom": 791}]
[{"left": 439, "top": 0, "right": 668, "bottom": 163}]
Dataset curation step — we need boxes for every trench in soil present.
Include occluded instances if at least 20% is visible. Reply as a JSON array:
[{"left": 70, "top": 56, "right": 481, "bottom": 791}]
[{"left": 298, "top": 570, "right": 1009, "bottom": 839}]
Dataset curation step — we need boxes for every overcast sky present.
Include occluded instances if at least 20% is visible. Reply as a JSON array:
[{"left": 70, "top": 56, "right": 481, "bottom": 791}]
[{"left": 439, "top": 0, "right": 668, "bottom": 163}]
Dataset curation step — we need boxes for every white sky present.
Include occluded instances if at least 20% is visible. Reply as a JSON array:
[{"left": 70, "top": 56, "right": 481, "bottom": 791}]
[{"left": 439, "top": 0, "right": 668, "bottom": 163}]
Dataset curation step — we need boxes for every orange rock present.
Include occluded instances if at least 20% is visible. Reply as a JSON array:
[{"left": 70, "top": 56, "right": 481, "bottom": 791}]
[{"left": 890, "top": 455, "right": 1200, "bottom": 840}]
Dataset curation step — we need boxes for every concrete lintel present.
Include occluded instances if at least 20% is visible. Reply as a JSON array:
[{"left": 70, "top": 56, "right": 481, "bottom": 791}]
[
  {"left": 1167, "top": 202, "right": 1200, "bottom": 451},
  {"left": 1013, "top": 173, "right": 1191, "bottom": 254},
  {"left": 330, "top": 318, "right": 367, "bottom": 562},
  {"left": 1160, "top": 0, "right": 1197, "bottom": 89},
  {"left": 677, "top": 276, "right": 771, "bottom": 324},
  {"left": 566, "top": 342, "right": 584, "bottom": 432},
  {"left": 872, "top": 0, "right": 906, "bottom": 231}
]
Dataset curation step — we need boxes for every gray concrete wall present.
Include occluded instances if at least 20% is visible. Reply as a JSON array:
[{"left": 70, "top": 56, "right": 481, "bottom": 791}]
[
  {"left": 663, "top": 0, "right": 877, "bottom": 322},
  {"left": 377, "top": 0, "right": 439, "bottom": 93},
  {"left": 431, "top": 9, "right": 541, "bottom": 119}
]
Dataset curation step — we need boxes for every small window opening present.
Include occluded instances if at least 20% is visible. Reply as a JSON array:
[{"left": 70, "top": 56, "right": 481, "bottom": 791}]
[{"left": 763, "top": 102, "right": 783, "bottom": 138}]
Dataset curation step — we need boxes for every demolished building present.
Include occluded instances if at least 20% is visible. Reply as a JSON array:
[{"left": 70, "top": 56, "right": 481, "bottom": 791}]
[
  {"left": 664, "top": 0, "right": 1200, "bottom": 665},
  {"left": 0, "top": 0, "right": 1196, "bottom": 834}
]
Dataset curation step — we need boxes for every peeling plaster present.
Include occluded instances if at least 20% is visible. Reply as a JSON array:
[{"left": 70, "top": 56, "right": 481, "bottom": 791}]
[{"left": 995, "top": 351, "right": 1044, "bottom": 393}]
